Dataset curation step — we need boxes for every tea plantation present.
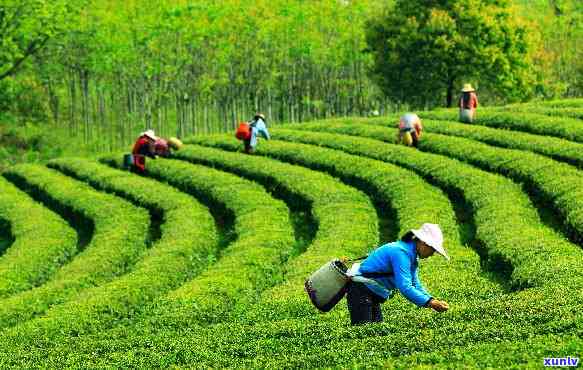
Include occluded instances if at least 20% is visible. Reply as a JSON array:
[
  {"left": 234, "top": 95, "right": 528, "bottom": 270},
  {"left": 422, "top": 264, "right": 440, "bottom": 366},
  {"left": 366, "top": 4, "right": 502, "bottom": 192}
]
[{"left": 0, "top": 100, "right": 581, "bottom": 369}]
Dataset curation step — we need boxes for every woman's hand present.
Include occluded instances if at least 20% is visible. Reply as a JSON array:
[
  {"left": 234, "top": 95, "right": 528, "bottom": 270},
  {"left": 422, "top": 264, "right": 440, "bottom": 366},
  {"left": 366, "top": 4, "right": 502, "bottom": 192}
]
[{"left": 428, "top": 298, "right": 449, "bottom": 312}]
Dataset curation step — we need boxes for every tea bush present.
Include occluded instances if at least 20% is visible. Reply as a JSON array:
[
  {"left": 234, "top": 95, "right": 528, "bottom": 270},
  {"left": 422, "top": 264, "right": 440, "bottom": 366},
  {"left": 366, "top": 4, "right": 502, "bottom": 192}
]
[
  {"left": 422, "top": 110, "right": 583, "bottom": 143},
  {"left": 0, "top": 177, "right": 77, "bottom": 297},
  {"left": 0, "top": 164, "right": 149, "bottom": 328},
  {"left": 172, "top": 144, "right": 379, "bottom": 319},
  {"left": 268, "top": 129, "right": 583, "bottom": 289},
  {"left": 102, "top": 156, "right": 296, "bottom": 326}
]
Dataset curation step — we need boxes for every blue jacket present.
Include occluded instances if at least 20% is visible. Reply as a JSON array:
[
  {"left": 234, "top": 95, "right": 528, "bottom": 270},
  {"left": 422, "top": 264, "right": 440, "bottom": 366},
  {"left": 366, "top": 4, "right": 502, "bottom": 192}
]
[
  {"left": 249, "top": 118, "right": 270, "bottom": 148},
  {"left": 357, "top": 240, "right": 432, "bottom": 307}
]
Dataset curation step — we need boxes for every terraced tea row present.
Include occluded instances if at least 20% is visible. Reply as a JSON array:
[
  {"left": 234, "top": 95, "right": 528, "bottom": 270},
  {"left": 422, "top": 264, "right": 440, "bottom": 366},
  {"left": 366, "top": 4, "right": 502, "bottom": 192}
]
[
  {"left": 0, "top": 104, "right": 582, "bottom": 367},
  {"left": 316, "top": 116, "right": 583, "bottom": 169},
  {"left": 496, "top": 106, "right": 583, "bottom": 120},
  {"left": 170, "top": 145, "right": 381, "bottom": 320},
  {"left": 422, "top": 109, "right": 583, "bottom": 143},
  {"left": 10, "top": 274, "right": 579, "bottom": 368},
  {"left": 534, "top": 98, "right": 583, "bottom": 108},
  {"left": 11, "top": 158, "right": 217, "bottom": 336},
  {"left": 420, "top": 119, "right": 583, "bottom": 169},
  {"left": 296, "top": 120, "right": 583, "bottom": 245},
  {"left": 184, "top": 138, "right": 511, "bottom": 307},
  {"left": 261, "top": 130, "right": 583, "bottom": 288},
  {"left": 0, "top": 165, "right": 149, "bottom": 329},
  {"left": 0, "top": 177, "right": 77, "bottom": 298}
]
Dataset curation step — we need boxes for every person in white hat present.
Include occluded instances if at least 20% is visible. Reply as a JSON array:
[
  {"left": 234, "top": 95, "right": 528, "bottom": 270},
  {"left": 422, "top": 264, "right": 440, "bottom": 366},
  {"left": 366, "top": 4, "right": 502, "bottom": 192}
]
[
  {"left": 458, "top": 83, "right": 479, "bottom": 123},
  {"left": 131, "top": 129, "right": 159, "bottom": 173},
  {"left": 243, "top": 113, "right": 271, "bottom": 154},
  {"left": 395, "top": 113, "right": 423, "bottom": 148},
  {"left": 345, "top": 223, "right": 450, "bottom": 325}
]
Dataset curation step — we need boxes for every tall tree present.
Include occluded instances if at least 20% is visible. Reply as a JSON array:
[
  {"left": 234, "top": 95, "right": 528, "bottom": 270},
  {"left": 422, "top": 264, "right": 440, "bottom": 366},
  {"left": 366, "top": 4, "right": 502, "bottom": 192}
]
[
  {"left": 365, "top": 0, "right": 533, "bottom": 108},
  {"left": 0, "top": 0, "right": 82, "bottom": 81}
]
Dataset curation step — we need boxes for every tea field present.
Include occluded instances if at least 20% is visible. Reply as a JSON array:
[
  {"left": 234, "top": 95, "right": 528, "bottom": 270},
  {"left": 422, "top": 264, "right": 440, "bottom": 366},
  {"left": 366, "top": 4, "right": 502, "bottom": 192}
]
[{"left": 0, "top": 100, "right": 581, "bottom": 368}]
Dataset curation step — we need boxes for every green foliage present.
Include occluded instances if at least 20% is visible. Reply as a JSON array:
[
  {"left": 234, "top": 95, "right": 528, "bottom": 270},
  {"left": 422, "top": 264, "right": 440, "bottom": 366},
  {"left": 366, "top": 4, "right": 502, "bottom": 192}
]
[
  {"left": 0, "top": 117, "right": 62, "bottom": 171},
  {"left": 102, "top": 155, "right": 296, "bottom": 326},
  {"left": 270, "top": 128, "right": 583, "bottom": 288},
  {"left": 521, "top": 0, "right": 583, "bottom": 98},
  {"left": 419, "top": 118, "right": 583, "bottom": 168},
  {"left": 494, "top": 105, "right": 583, "bottom": 119},
  {"left": 1, "top": 103, "right": 583, "bottom": 366},
  {"left": 11, "top": 158, "right": 217, "bottom": 337},
  {"left": 536, "top": 98, "right": 583, "bottom": 108},
  {"left": 172, "top": 143, "right": 379, "bottom": 319},
  {"left": 423, "top": 108, "right": 583, "bottom": 142},
  {"left": 366, "top": 0, "right": 533, "bottom": 107},
  {"left": 0, "top": 176, "right": 77, "bottom": 297},
  {"left": 0, "top": 0, "right": 83, "bottom": 81},
  {"left": 416, "top": 132, "right": 583, "bottom": 245},
  {"left": 0, "top": 164, "right": 149, "bottom": 328}
]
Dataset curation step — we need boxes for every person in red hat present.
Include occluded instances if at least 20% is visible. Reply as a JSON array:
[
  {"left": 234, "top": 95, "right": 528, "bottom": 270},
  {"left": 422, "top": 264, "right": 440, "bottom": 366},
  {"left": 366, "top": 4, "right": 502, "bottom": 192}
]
[
  {"left": 345, "top": 223, "right": 450, "bottom": 325},
  {"left": 131, "top": 130, "right": 158, "bottom": 173}
]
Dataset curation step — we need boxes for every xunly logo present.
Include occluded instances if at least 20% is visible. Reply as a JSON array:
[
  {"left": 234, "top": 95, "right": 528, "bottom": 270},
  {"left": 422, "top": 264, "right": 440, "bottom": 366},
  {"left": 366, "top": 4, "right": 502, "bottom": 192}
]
[{"left": 544, "top": 357, "right": 580, "bottom": 367}]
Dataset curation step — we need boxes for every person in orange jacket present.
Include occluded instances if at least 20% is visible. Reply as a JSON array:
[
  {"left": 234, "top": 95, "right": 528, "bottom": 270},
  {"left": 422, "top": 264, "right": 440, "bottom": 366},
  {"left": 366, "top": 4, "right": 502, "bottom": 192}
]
[{"left": 131, "top": 130, "right": 158, "bottom": 173}]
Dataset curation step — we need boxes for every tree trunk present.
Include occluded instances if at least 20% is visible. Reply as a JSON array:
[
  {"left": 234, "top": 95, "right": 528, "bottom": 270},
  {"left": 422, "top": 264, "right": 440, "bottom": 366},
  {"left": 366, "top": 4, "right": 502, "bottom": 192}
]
[{"left": 446, "top": 78, "right": 455, "bottom": 107}]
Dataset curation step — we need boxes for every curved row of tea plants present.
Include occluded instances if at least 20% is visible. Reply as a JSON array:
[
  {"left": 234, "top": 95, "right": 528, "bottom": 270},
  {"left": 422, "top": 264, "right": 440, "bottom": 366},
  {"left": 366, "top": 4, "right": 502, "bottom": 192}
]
[
  {"left": 421, "top": 119, "right": 583, "bottom": 169},
  {"left": 496, "top": 106, "right": 583, "bottom": 120},
  {"left": 0, "top": 165, "right": 149, "bottom": 329},
  {"left": 184, "top": 138, "right": 506, "bottom": 307},
  {"left": 0, "top": 178, "right": 77, "bottom": 298},
  {"left": 296, "top": 120, "right": 583, "bottom": 245},
  {"left": 418, "top": 133, "right": 583, "bottom": 245},
  {"left": 13, "top": 279, "right": 580, "bottom": 368},
  {"left": 269, "top": 130, "right": 583, "bottom": 289},
  {"left": 0, "top": 158, "right": 217, "bottom": 339},
  {"left": 536, "top": 98, "right": 583, "bottom": 108},
  {"left": 102, "top": 156, "right": 296, "bottom": 326},
  {"left": 172, "top": 145, "right": 379, "bottom": 319},
  {"left": 314, "top": 116, "right": 583, "bottom": 169},
  {"left": 421, "top": 109, "right": 583, "bottom": 143}
]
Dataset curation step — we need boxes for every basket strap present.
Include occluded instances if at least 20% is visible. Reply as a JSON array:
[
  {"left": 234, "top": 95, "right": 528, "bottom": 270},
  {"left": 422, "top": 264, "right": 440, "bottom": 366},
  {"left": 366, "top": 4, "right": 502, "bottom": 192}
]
[
  {"left": 347, "top": 255, "right": 368, "bottom": 262},
  {"left": 350, "top": 276, "right": 392, "bottom": 296}
]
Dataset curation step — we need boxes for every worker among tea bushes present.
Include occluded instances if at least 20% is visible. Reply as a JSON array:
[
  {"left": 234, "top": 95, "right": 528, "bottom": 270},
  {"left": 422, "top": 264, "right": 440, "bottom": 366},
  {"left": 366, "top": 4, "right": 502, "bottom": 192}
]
[
  {"left": 154, "top": 137, "right": 183, "bottom": 157},
  {"left": 244, "top": 113, "right": 271, "bottom": 154},
  {"left": 131, "top": 129, "right": 158, "bottom": 173},
  {"left": 396, "top": 113, "right": 423, "bottom": 148},
  {"left": 458, "top": 83, "right": 479, "bottom": 123},
  {"left": 346, "top": 223, "right": 450, "bottom": 325}
]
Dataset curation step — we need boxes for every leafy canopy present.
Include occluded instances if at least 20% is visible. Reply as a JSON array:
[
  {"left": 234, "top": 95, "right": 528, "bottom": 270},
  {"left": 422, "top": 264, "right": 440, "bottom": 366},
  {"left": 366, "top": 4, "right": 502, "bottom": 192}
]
[
  {"left": 365, "top": 0, "right": 533, "bottom": 108},
  {"left": 0, "top": 0, "right": 82, "bottom": 81}
]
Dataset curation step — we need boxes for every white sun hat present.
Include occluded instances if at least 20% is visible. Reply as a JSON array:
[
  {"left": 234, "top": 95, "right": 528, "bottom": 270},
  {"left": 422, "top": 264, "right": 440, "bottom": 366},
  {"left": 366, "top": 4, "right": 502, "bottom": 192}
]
[
  {"left": 412, "top": 223, "right": 449, "bottom": 260},
  {"left": 142, "top": 129, "right": 158, "bottom": 141}
]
